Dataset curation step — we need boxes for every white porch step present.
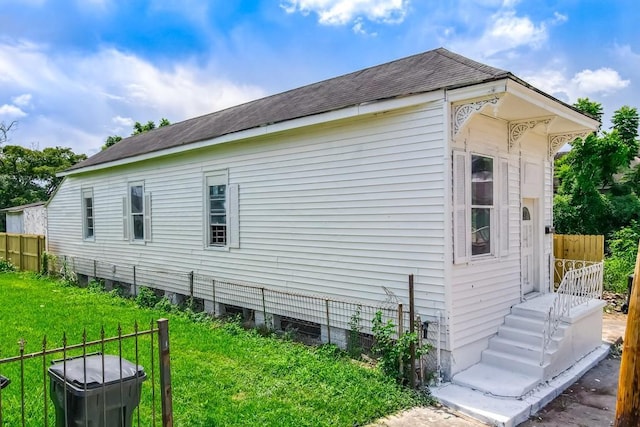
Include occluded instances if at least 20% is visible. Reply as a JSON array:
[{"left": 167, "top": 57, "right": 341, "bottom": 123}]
[
  {"left": 503, "top": 313, "right": 545, "bottom": 332},
  {"left": 451, "top": 362, "right": 541, "bottom": 397},
  {"left": 489, "top": 336, "right": 544, "bottom": 359},
  {"left": 482, "top": 348, "right": 545, "bottom": 378},
  {"left": 498, "top": 324, "right": 543, "bottom": 346}
]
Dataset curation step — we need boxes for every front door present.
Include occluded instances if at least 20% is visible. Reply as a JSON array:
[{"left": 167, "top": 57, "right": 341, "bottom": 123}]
[{"left": 521, "top": 199, "right": 537, "bottom": 294}]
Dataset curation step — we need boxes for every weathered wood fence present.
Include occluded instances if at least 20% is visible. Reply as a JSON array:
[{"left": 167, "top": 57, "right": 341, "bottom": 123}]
[
  {"left": 553, "top": 234, "right": 604, "bottom": 285},
  {"left": 0, "top": 233, "right": 45, "bottom": 272}
]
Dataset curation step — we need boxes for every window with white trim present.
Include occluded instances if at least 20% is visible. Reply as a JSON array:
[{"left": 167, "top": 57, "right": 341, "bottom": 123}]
[
  {"left": 82, "top": 188, "right": 94, "bottom": 240},
  {"left": 205, "top": 171, "right": 239, "bottom": 249},
  {"left": 124, "top": 182, "right": 152, "bottom": 242},
  {"left": 453, "top": 151, "right": 509, "bottom": 263},
  {"left": 471, "top": 155, "right": 494, "bottom": 256}
]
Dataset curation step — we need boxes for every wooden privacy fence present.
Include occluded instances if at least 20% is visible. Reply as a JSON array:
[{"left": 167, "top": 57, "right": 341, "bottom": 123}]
[
  {"left": 553, "top": 234, "right": 604, "bottom": 286},
  {"left": 0, "top": 233, "right": 45, "bottom": 272}
]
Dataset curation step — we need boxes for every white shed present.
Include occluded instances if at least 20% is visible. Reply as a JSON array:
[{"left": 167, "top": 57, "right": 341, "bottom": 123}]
[
  {"left": 3, "top": 201, "right": 47, "bottom": 235},
  {"left": 47, "top": 48, "right": 604, "bottom": 405}
]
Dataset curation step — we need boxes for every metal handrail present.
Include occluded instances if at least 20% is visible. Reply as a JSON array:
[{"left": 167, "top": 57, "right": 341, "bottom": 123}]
[{"left": 540, "top": 259, "right": 603, "bottom": 365}]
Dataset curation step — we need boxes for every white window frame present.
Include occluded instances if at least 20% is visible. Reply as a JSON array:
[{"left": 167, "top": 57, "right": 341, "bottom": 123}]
[
  {"left": 82, "top": 188, "right": 94, "bottom": 241},
  {"left": 453, "top": 150, "right": 509, "bottom": 264},
  {"left": 124, "top": 182, "right": 152, "bottom": 243},
  {"left": 204, "top": 170, "right": 239, "bottom": 250}
]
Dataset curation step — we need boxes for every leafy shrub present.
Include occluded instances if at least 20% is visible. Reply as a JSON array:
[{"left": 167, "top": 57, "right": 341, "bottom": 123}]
[
  {"left": 0, "top": 259, "right": 16, "bottom": 272},
  {"left": 87, "top": 279, "right": 105, "bottom": 293},
  {"left": 604, "top": 221, "right": 640, "bottom": 293},
  {"left": 371, "top": 311, "right": 429, "bottom": 385},
  {"left": 135, "top": 286, "right": 159, "bottom": 308}
]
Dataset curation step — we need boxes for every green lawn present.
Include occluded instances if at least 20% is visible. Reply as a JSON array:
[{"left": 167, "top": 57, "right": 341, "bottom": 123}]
[{"left": 0, "top": 272, "right": 426, "bottom": 426}]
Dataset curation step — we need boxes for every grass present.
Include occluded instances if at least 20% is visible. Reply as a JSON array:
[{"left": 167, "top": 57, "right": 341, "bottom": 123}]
[{"left": 0, "top": 272, "right": 427, "bottom": 426}]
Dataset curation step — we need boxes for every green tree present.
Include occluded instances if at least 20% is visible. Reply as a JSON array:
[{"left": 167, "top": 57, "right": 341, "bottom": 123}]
[
  {"left": 0, "top": 145, "right": 86, "bottom": 208},
  {"left": 554, "top": 100, "right": 640, "bottom": 236},
  {"left": 102, "top": 118, "right": 170, "bottom": 150}
]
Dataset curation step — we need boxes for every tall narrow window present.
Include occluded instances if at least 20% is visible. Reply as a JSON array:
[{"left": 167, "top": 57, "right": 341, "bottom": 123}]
[
  {"left": 208, "top": 175, "right": 227, "bottom": 246},
  {"left": 471, "top": 155, "right": 494, "bottom": 256},
  {"left": 130, "top": 184, "right": 144, "bottom": 240},
  {"left": 82, "top": 188, "right": 94, "bottom": 240}
]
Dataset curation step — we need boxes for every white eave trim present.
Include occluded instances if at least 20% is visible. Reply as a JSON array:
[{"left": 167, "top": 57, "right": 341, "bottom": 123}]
[
  {"left": 505, "top": 79, "right": 599, "bottom": 130},
  {"left": 59, "top": 91, "right": 445, "bottom": 177}
]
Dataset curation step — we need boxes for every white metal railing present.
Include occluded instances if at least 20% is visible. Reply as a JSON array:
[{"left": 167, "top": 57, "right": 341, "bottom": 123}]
[{"left": 541, "top": 259, "right": 603, "bottom": 365}]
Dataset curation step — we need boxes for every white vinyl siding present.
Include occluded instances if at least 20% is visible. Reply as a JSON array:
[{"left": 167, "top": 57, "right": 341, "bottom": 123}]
[
  {"left": 450, "top": 114, "right": 521, "bottom": 370},
  {"left": 82, "top": 188, "right": 94, "bottom": 240},
  {"left": 47, "top": 101, "right": 447, "bottom": 324}
]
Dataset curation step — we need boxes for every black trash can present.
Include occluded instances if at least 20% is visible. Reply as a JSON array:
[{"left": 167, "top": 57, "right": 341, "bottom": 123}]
[
  {"left": 48, "top": 354, "right": 146, "bottom": 427},
  {"left": 0, "top": 375, "right": 9, "bottom": 389}
]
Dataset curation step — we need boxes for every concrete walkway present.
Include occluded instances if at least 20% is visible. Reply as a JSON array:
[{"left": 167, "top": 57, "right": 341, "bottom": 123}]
[{"left": 368, "top": 311, "right": 626, "bottom": 427}]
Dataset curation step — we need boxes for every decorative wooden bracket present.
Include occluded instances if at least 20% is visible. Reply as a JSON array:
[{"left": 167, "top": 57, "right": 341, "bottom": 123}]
[
  {"left": 452, "top": 97, "right": 501, "bottom": 139},
  {"left": 508, "top": 116, "right": 555, "bottom": 152},
  {"left": 548, "top": 131, "right": 592, "bottom": 157}
]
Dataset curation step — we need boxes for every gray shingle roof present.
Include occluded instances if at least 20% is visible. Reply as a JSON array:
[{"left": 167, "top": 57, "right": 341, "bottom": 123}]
[{"left": 69, "top": 47, "right": 511, "bottom": 172}]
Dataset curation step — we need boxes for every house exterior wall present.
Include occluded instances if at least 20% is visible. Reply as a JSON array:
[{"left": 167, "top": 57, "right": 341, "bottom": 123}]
[
  {"left": 5, "top": 212, "right": 23, "bottom": 234},
  {"left": 48, "top": 101, "right": 449, "bottom": 337},
  {"left": 448, "top": 114, "right": 525, "bottom": 375},
  {"left": 23, "top": 206, "right": 47, "bottom": 236}
]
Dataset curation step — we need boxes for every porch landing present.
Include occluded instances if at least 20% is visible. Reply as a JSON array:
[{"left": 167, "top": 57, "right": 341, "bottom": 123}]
[{"left": 431, "top": 344, "right": 609, "bottom": 427}]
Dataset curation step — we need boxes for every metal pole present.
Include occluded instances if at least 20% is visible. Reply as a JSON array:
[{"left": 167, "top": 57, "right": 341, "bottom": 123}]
[
  {"left": 189, "top": 271, "right": 194, "bottom": 298},
  {"left": 212, "top": 280, "right": 217, "bottom": 316},
  {"left": 325, "top": 299, "right": 331, "bottom": 344},
  {"left": 133, "top": 265, "right": 137, "bottom": 296},
  {"left": 261, "top": 288, "right": 267, "bottom": 326},
  {"left": 398, "top": 303, "right": 403, "bottom": 381},
  {"left": 157, "top": 319, "right": 173, "bottom": 426},
  {"left": 409, "top": 274, "right": 416, "bottom": 388}
]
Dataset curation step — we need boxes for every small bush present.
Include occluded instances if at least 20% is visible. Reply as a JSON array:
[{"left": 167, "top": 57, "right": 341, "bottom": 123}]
[
  {"left": 87, "top": 279, "right": 105, "bottom": 293},
  {"left": 0, "top": 259, "right": 16, "bottom": 272},
  {"left": 372, "top": 310, "right": 430, "bottom": 386},
  {"left": 604, "top": 222, "right": 640, "bottom": 292},
  {"left": 135, "top": 286, "right": 159, "bottom": 308}
]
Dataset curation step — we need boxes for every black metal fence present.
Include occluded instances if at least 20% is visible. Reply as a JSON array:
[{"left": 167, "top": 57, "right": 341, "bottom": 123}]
[
  {"left": 0, "top": 319, "right": 172, "bottom": 426},
  {"left": 53, "top": 254, "right": 443, "bottom": 383}
]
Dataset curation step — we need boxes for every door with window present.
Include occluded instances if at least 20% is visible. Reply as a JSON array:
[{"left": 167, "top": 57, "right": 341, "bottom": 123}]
[{"left": 521, "top": 199, "right": 537, "bottom": 294}]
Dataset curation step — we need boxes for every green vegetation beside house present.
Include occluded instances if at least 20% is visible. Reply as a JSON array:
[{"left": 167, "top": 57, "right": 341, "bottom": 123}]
[{"left": 0, "top": 272, "right": 426, "bottom": 426}]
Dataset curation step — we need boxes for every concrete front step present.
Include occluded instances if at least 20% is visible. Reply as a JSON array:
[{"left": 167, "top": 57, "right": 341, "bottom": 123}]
[
  {"left": 504, "top": 313, "right": 545, "bottom": 331},
  {"left": 497, "top": 324, "right": 562, "bottom": 349},
  {"left": 482, "top": 348, "right": 546, "bottom": 378},
  {"left": 489, "top": 336, "right": 545, "bottom": 359},
  {"left": 451, "top": 363, "right": 541, "bottom": 397}
]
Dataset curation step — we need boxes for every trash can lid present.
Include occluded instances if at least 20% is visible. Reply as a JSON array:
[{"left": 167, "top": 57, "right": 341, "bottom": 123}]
[
  {"left": 0, "top": 375, "right": 9, "bottom": 389},
  {"left": 49, "top": 354, "right": 144, "bottom": 390}
]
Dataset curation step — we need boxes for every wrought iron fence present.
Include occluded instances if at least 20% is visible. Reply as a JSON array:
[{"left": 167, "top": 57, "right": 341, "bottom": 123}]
[
  {"left": 51, "top": 254, "right": 443, "bottom": 385},
  {"left": 0, "top": 319, "right": 172, "bottom": 426}
]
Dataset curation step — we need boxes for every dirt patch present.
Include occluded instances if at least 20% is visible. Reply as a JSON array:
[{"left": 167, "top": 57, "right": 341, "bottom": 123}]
[{"left": 519, "top": 356, "right": 620, "bottom": 427}]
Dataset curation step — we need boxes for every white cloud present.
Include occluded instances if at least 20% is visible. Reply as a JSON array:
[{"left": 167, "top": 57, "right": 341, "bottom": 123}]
[
  {"left": 12, "top": 93, "right": 32, "bottom": 108},
  {"left": 112, "top": 115, "right": 134, "bottom": 126},
  {"left": 524, "top": 67, "right": 629, "bottom": 103},
  {"left": 0, "top": 40, "right": 266, "bottom": 154},
  {"left": 473, "top": 10, "right": 547, "bottom": 56},
  {"left": 352, "top": 18, "right": 377, "bottom": 36},
  {"left": 572, "top": 68, "right": 630, "bottom": 95},
  {"left": 552, "top": 11, "right": 568, "bottom": 24},
  {"left": 281, "top": 0, "right": 409, "bottom": 25},
  {"left": 0, "top": 104, "right": 27, "bottom": 118}
]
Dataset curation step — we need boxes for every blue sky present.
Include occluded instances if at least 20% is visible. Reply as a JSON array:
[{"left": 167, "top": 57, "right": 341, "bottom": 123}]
[{"left": 0, "top": 0, "right": 638, "bottom": 155}]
